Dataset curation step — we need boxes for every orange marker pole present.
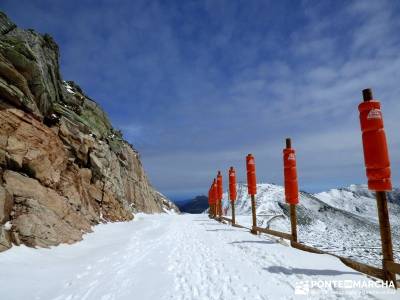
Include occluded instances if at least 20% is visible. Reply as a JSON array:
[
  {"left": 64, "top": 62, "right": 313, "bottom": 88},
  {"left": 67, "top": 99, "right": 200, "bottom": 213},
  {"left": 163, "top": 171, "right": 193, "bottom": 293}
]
[
  {"left": 212, "top": 181, "right": 217, "bottom": 218},
  {"left": 212, "top": 179, "right": 218, "bottom": 219},
  {"left": 217, "top": 171, "right": 223, "bottom": 220},
  {"left": 359, "top": 88, "right": 395, "bottom": 284},
  {"left": 246, "top": 154, "right": 258, "bottom": 234},
  {"left": 229, "top": 167, "right": 237, "bottom": 225},
  {"left": 208, "top": 187, "right": 213, "bottom": 218},
  {"left": 283, "top": 138, "right": 299, "bottom": 243}
]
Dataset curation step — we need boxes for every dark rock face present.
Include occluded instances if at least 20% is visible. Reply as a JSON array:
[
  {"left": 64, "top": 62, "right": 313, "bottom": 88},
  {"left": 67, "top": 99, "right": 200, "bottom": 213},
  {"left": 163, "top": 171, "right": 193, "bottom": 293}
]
[
  {"left": 0, "top": 12, "right": 178, "bottom": 251},
  {"left": 177, "top": 195, "right": 208, "bottom": 214},
  {"left": 0, "top": 12, "right": 16, "bottom": 35}
]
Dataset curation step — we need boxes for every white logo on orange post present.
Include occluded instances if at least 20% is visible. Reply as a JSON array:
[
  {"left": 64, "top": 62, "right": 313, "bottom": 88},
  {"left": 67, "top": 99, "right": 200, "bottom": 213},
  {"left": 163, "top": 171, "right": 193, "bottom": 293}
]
[{"left": 367, "top": 109, "right": 381, "bottom": 120}]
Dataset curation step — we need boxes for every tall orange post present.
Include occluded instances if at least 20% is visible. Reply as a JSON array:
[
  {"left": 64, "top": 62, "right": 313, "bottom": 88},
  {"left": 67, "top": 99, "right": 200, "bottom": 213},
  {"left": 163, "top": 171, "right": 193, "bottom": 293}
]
[
  {"left": 246, "top": 154, "right": 257, "bottom": 234},
  {"left": 283, "top": 138, "right": 299, "bottom": 243},
  {"left": 229, "top": 166, "right": 237, "bottom": 225},
  {"left": 217, "top": 171, "right": 223, "bottom": 219},
  {"left": 208, "top": 188, "right": 211, "bottom": 218},
  {"left": 208, "top": 186, "right": 215, "bottom": 218},
  {"left": 359, "top": 88, "right": 395, "bottom": 284},
  {"left": 212, "top": 179, "right": 218, "bottom": 219}
]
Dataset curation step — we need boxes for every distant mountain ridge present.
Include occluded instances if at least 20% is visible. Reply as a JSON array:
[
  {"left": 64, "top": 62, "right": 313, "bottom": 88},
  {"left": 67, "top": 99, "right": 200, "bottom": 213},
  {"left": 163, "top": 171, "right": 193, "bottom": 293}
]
[{"left": 177, "top": 195, "right": 208, "bottom": 214}]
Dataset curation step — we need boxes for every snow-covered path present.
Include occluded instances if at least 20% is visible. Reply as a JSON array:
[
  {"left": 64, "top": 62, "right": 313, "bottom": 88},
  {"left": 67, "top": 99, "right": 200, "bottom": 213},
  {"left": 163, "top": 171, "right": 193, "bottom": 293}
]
[{"left": 0, "top": 214, "right": 398, "bottom": 300}]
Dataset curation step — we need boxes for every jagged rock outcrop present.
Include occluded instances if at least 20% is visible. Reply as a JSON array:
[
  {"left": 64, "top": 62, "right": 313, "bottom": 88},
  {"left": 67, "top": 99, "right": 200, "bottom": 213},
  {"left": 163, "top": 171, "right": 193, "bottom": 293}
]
[{"left": 0, "top": 12, "right": 178, "bottom": 251}]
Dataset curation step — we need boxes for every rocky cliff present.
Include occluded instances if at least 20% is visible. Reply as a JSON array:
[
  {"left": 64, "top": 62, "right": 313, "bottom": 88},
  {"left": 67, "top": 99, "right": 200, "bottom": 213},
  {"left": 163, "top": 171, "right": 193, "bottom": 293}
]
[{"left": 0, "top": 12, "right": 178, "bottom": 251}]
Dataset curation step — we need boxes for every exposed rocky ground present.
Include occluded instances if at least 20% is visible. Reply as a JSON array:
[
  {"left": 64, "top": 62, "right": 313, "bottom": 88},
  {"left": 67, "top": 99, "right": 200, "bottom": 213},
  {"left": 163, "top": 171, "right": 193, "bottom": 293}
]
[{"left": 0, "top": 12, "right": 178, "bottom": 251}]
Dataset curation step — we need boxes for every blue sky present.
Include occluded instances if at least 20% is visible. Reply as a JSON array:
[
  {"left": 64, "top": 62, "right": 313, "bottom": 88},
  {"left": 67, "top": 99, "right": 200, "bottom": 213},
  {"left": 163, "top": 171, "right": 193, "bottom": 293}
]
[{"left": 3, "top": 0, "right": 400, "bottom": 200}]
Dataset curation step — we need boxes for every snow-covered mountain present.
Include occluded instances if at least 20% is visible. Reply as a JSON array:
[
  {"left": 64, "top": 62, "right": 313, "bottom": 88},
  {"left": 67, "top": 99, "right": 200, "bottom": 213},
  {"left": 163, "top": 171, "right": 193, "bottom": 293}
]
[
  {"left": 315, "top": 184, "right": 400, "bottom": 221},
  {"left": 220, "top": 183, "right": 400, "bottom": 267}
]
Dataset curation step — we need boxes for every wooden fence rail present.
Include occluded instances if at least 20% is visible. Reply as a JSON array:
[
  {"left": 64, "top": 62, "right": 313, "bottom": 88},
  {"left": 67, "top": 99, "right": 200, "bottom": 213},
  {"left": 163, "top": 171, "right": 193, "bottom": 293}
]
[{"left": 212, "top": 216, "right": 399, "bottom": 288}]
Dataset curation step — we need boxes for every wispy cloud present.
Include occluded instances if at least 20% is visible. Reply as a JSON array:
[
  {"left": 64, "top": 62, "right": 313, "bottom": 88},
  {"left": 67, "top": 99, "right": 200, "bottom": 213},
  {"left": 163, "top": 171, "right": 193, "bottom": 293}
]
[{"left": 3, "top": 0, "right": 400, "bottom": 199}]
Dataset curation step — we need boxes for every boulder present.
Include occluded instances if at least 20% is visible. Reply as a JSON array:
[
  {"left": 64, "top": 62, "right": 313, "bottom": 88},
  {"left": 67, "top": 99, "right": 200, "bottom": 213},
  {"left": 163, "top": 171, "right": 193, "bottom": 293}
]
[{"left": 4, "top": 171, "right": 92, "bottom": 247}]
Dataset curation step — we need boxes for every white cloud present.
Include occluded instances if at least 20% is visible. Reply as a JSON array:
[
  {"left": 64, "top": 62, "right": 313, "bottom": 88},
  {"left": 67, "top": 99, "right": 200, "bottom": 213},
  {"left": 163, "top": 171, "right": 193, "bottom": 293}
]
[{"left": 5, "top": 0, "right": 399, "bottom": 197}]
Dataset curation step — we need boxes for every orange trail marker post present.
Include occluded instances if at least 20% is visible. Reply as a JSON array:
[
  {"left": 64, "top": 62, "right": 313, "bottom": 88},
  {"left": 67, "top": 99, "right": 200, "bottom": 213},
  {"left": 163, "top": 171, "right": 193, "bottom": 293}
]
[
  {"left": 217, "top": 171, "right": 223, "bottom": 220},
  {"left": 212, "top": 179, "right": 218, "bottom": 219},
  {"left": 359, "top": 88, "right": 395, "bottom": 285},
  {"left": 208, "top": 190, "right": 211, "bottom": 217},
  {"left": 229, "top": 167, "right": 237, "bottom": 225},
  {"left": 283, "top": 138, "right": 299, "bottom": 243},
  {"left": 211, "top": 181, "right": 217, "bottom": 218},
  {"left": 246, "top": 154, "right": 257, "bottom": 234},
  {"left": 208, "top": 186, "right": 214, "bottom": 218}
]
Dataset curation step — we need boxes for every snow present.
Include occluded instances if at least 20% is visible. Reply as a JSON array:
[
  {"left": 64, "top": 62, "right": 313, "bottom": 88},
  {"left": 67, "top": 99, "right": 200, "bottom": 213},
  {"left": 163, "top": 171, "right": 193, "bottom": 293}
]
[
  {"left": 3, "top": 221, "right": 12, "bottom": 230},
  {"left": 219, "top": 183, "right": 400, "bottom": 267},
  {"left": 315, "top": 185, "right": 387, "bottom": 224},
  {"left": 0, "top": 214, "right": 398, "bottom": 300},
  {"left": 63, "top": 81, "right": 75, "bottom": 95}
]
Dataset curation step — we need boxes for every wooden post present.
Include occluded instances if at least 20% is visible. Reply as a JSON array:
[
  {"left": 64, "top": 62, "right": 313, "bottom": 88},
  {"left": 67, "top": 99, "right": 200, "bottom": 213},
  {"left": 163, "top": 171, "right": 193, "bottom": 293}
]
[
  {"left": 231, "top": 200, "right": 235, "bottom": 225},
  {"left": 290, "top": 204, "right": 297, "bottom": 243},
  {"left": 363, "top": 88, "right": 396, "bottom": 285},
  {"left": 229, "top": 166, "right": 237, "bottom": 226},
  {"left": 376, "top": 190, "right": 396, "bottom": 284},
  {"left": 250, "top": 194, "right": 257, "bottom": 234}
]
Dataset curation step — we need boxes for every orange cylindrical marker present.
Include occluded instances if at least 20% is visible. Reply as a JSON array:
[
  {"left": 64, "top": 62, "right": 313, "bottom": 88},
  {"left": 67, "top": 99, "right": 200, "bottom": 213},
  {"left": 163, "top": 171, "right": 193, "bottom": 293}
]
[
  {"left": 283, "top": 142, "right": 299, "bottom": 205},
  {"left": 216, "top": 171, "right": 223, "bottom": 216},
  {"left": 207, "top": 187, "right": 212, "bottom": 215},
  {"left": 209, "top": 183, "right": 217, "bottom": 216},
  {"left": 212, "top": 178, "right": 218, "bottom": 209},
  {"left": 358, "top": 95, "right": 392, "bottom": 191},
  {"left": 211, "top": 179, "right": 218, "bottom": 201},
  {"left": 217, "top": 171, "right": 223, "bottom": 200},
  {"left": 246, "top": 154, "right": 257, "bottom": 195},
  {"left": 246, "top": 154, "right": 258, "bottom": 233},
  {"left": 229, "top": 167, "right": 237, "bottom": 201}
]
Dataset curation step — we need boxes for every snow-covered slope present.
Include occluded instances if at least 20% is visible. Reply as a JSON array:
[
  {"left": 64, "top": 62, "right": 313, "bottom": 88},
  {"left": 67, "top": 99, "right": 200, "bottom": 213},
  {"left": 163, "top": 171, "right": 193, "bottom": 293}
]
[
  {"left": 155, "top": 191, "right": 180, "bottom": 214},
  {"left": 315, "top": 184, "right": 400, "bottom": 223},
  {"left": 0, "top": 214, "right": 397, "bottom": 300},
  {"left": 221, "top": 183, "right": 400, "bottom": 267}
]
